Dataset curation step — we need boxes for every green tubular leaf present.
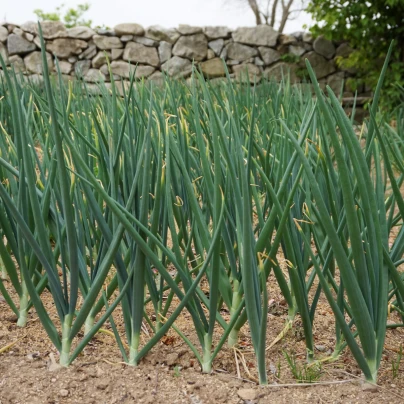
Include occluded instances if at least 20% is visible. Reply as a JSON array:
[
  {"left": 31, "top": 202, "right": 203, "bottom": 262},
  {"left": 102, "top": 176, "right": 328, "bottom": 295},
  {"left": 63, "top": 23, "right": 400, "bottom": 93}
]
[{"left": 282, "top": 116, "right": 376, "bottom": 367}]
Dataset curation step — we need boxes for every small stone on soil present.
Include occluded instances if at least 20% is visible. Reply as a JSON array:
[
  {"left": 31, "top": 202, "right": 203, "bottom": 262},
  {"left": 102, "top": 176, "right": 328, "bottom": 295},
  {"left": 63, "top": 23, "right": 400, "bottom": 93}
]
[
  {"left": 237, "top": 388, "right": 257, "bottom": 400},
  {"left": 59, "top": 389, "right": 69, "bottom": 397}
]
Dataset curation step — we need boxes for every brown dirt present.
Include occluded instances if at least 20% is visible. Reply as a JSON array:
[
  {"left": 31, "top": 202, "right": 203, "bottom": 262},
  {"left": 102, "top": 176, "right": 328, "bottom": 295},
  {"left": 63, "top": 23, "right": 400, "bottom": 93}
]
[{"left": 1, "top": 270, "right": 404, "bottom": 404}]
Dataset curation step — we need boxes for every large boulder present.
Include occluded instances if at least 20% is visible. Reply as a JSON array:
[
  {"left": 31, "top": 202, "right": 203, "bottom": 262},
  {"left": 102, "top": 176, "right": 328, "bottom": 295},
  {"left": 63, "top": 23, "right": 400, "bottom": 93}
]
[
  {"left": 264, "top": 62, "right": 299, "bottom": 82},
  {"left": 92, "top": 51, "right": 111, "bottom": 68},
  {"left": 123, "top": 42, "right": 159, "bottom": 66},
  {"left": 24, "top": 51, "right": 53, "bottom": 74},
  {"left": 0, "top": 26, "right": 8, "bottom": 43},
  {"left": 7, "top": 34, "right": 36, "bottom": 55},
  {"left": 232, "top": 25, "right": 278, "bottom": 47},
  {"left": 146, "top": 26, "right": 180, "bottom": 44},
  {"left": 67, "top": 26, "right": 95, "bottom": 40},
  {"left": 9, "top": 55, "right": 25, "bottom": 72},
  {"left": 289, "top": 45, "right": 306, "bottom": 57},
  {"left": 232, "top": 63, "right": 261, "bottom": 83},
  {"left": 109, "top": 61, "right": 155, "bottom": 79},
  {"left": 172, "top": 34, "right": 208, "bottom": 61},
  {"left": 200, "top": 58, "right": 226, "bottom": 78},
  {"left": 227, "top": 43, "right": 257, "bottom": 62},
  {"left": 177, "top": 25, "right": 202, "bottom": 35},
  {"left": 158, "top": 41, "right": 172, "bottom": 64},
  {"left": 132, "top": 36, "right": 157, "bottom": 47},
  {"left": 208, "top": 39, "right": 224, "bottom": 56},
  {"left": 83, "top": 68, "right": 106, "bottom": 83},
  {"left": 161, "top": 56, "right": 193, "bottom": 78},
  {"left": 47, "top": 38, "right": 88, "bottom": 58},
  {"left": 327, "top": 72, "right": 345, "bottom": 94},
  {"left": 21, "top": 21, "right": 67, "bottom": 39},
  {"left": 203, "top": 26, "right": 231, "bottom": 40},
  {"left": 93, "top": 35, "right": 123, "bottom": 50},
  {"left": 78, "top": 44, "right": 97, "bottom": 60},
  {"left": 305, "top": 51, "right": 336, "bottom": 79},
  {"left": 258, "top": 47, "right": 280, "bottom": 66},
  {"left": 75, "top": 60, "right": 91, "bottom": 76},
  {"left": 57, "top": 60, "right": 72, "bottom": 74},
  {"left": 114, "top": 23, "right": 145, "bottom": 36},
  {"left": 313, "top": 36, "right": 335, "bottom": 59}
]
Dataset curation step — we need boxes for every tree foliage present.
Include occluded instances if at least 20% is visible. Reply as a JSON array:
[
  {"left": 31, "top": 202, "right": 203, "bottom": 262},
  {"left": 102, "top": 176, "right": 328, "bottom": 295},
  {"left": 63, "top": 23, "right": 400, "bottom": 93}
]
[
  {"left": 33, "top": 3, "right": 92, "bottom": 28},
  {"left": 307, "top": 0, "right": 404, "bottom": 107}
]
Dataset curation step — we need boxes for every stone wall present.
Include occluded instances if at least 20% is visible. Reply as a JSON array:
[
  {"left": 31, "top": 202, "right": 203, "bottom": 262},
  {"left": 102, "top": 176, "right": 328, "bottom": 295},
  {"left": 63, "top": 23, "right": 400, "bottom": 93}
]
[{"left": 0, "top": 20, "right": 368, "bottom": 104}]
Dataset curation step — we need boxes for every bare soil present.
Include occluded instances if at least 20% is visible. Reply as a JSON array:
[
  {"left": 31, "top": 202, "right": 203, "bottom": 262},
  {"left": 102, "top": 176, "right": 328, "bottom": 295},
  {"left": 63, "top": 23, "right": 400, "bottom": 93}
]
[{"left": 1, "top": 270, "right": 403, "bottom": 404}]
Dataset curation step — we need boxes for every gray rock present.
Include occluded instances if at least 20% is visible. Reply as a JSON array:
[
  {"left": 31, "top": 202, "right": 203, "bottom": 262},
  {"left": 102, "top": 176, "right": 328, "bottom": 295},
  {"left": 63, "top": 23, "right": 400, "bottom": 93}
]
[
  {"left": 232, "top": 63, "right": 261, "bottom": 83},
  {"left": 7, "top": 34, "right": 36, "bottom": 55},
  {"left": 219, "top": 46, "right": 227, "bottom": 59},
  {"left": 23, "top": 32, "right": 34, "bottom": 42},
  {"left": 226, "top": 59, "right": 239, "bottom": 65},
  {"left": 313, "top": 36, "right": 335, "bottom": 59},
  {"left": 114, "top": 23, "right": 145, "bottom": 36},
  {"left": 9, "top": 54, "right": 24, "bottom": 72},
  {"left": 203, "top": 26, "right": 231, "bottom": 40},
  {"left": 33, "top": 36, "right": 41, "bottom": 49},
  {"left": 289, "top": 45, "right": 306, "bottom": 57},
  {"left": 177, "top": 25, "right": 202, "bottom": 35},
  {"left": 146, "top": 26, "right": 180, "bottom": 44},
  {"left": 57, "top": 60, "right": 72, "bottom": 74},
  {"left": 208, "top": 39, "right": 224, "bottom": 56},
  {"left": 97, "top": 28, "right": 116, "bottom": 36},
  {"left": 149, "top": 70, "right": 164, "bottom": 81},
  {"left": 264, "top": 62, "right": 298, "bottom": 82},
  {"left": 84, "top": 68, "right": 106, "bottom": 82},
  {"left": 0, "top": 26, "right": 8, "bottom": 43},
  {"left": 93, "top": 35, "right": 123, "bottom": 50},
  {"left": 254, "top": 57, "right": 264, "bottom": 66},
  {"left": 207, "top": 49, "right": 215, "bottom": 59},
  {"left": 21, "top": 21, "right": 67, "bottom": 39},
  {"left": 78, "top": 44, "right": 97, "bottom": 60},
  {"left": 123, "top": 42, "right": 159, "bottom": 67},
  {"left": 305, "top": 51, "right": 336, "bottom": 78},
  {"left": 227, "top": 43, "right": 257, "bottom": 62},
  {"left": 92, "top": 51, "right": 111, "bottom": 68},
  {"left": 158, "top": 41, "right": 172, "bottom": 64},
  {"left": 68, "top": 56, "right": 78, "bottom": 63},
  {"left": 336, "top": 43, "right": 353, "bottom": 58},
  {"left": 200, "top": 58, "right": 225, "bottom": 78},
  {"left": 132, "top": 36, "right": 157, "bottom": 47},
  {"left": 47, "top": 38, "right": 88, "bottom": 58},
  {"left": 232, "top": 25, "right": 278, "bottom": 47},
  {"left": 75, "top": 60, "right": 91, "bottom": 76},
  {"left": 108, "top": 61, "right": 155, "bottom": 78},
  {"left": 278, "top": 34, "right": 296, "bottom": 45},
  {"left": 0, "top": 42, "right": 8, "bottom": 63},
  {"left": 67, "top": 26, "right": 95, "bottom": 40},
  {"left": 172, "top": 34, "right": 207, "bottom": 61},
  {"left": 303, "top": 32, "right": 313, "bottom": 43},
  {"left": 111, "top": 48, "right": 124, "bottom": 60},
  {"left": 120, "top": 35, "right": 133, "bottom": 42},
  {"left": 327, "top": 72, "right": 345, "bottom": 94},
  {"left": 161, "top": 56, "right": 193, "bottom": 78},
  {"left": 13, "top": 28, "right": 23, "bottom": 36},
  {"left": 258, "top": 46, "right": 280, "bottom": 66},
  {"left": 28, "top": 74, "right": 44, "bottom": 86},
  {"left": 24, "top": 51, "right": 53, "bottom": 74}
]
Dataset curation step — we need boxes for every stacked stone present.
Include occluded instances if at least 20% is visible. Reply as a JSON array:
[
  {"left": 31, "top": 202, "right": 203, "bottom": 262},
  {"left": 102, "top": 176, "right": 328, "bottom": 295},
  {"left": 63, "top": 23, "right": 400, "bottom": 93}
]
[{"left": 0, "top": 21, "right": 363, "bottom": 99}]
